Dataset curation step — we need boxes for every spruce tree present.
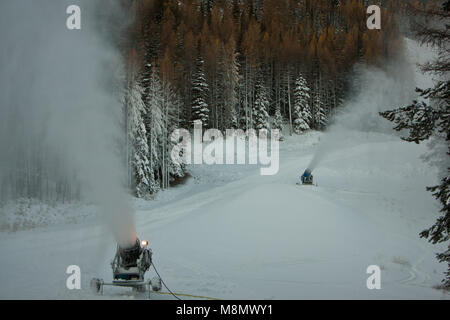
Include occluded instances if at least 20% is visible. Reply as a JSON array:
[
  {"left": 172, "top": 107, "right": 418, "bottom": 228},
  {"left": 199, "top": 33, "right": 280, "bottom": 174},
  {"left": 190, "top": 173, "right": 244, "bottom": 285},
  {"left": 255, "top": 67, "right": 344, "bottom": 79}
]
[
  {"left": 128, "top": 81, "right": 154, "bottom": 198},
  {"left": 223, "top": 50, "right": 241, "bottom": 130},
  {"left": 145, "top": 67, "right": 186, "bottom": 191},
  {"left": 191, "top": 56, "right": 210, "bottom": 128},
  {"left": 146, "top": 69, "right": 165, "bottom": 195},
  {"left": 293, "top": 75, "right": 312, "bottom": 134},
  {"left": 252, "top": 79, "right": 270, "bottom": 130},
  {"left": 314, "top": 89, "right": 328, "bottom": 131},
  {"left": 164, "top": 82, "right": 186, "bottom": 184},
  {"left": 273, "top": 107, "right": 284, "bottom": 132}
]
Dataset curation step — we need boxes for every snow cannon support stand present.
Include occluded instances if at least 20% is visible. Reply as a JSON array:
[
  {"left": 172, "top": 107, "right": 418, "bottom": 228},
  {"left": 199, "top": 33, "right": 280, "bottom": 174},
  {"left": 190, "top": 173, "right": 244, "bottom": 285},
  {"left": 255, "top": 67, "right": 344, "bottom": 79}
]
[
  {"left": 300, "top": 168, "right": 314, "bottom": 185},
  {"left": 90, "top": 238, "right": 162, "bottom": 295}
]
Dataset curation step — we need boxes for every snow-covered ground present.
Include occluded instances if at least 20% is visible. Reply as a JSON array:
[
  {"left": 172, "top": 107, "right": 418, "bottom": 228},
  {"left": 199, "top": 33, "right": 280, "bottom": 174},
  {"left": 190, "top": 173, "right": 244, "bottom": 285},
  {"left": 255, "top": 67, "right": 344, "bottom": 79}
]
[
  {"left": 0, "top": 38, "right": 448, "bottom": 300},
  {"left": 0, "top": 131, "right": 448, "bottom": 300},
  {"left": 0, "top": 199, "right": 97, "bottom": 232}
]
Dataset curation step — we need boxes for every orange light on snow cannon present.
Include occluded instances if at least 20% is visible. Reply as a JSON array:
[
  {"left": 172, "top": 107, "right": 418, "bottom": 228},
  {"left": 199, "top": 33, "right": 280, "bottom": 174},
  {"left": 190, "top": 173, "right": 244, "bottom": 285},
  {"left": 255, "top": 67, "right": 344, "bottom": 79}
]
[{"left": 141, "top": 240, "right": 149, "bottom": 247}]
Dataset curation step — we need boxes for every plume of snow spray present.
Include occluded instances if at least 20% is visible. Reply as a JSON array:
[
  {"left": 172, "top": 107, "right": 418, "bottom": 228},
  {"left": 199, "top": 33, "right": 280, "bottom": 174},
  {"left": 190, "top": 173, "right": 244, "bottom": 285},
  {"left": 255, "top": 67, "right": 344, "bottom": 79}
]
[
  {"left": 0, "top": 0, "right": 136, "bottom": 248},
  {"left": 307, "top": 52, "right": 419, "bottom": 172}
]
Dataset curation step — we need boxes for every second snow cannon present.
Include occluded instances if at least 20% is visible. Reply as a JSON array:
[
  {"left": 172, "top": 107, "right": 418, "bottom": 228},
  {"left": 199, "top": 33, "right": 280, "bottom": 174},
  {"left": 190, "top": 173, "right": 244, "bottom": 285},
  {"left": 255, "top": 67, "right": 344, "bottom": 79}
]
[
  {"left": 300, "top": 168, "right": 314, "bottom": 185},
  {"left": 90, "top": 238, "right": 162, "bottom": 295}
]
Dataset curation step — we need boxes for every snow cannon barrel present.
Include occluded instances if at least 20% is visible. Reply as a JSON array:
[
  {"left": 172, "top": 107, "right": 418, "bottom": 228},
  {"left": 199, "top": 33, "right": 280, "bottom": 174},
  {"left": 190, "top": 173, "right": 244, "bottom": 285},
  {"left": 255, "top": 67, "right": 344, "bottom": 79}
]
[
  {"left": 118, "top": 238, "right": 142, "bottom": 268},
  {"left": 301, "top": 168, "right": 314, "bottom": 185}
]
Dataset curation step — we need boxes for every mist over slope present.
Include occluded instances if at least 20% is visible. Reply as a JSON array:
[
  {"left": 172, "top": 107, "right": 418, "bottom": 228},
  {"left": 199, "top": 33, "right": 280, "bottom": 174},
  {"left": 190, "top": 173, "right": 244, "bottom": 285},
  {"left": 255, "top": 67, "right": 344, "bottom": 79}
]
[
  {"left": 0, "top": 0, "right": 135, "bottom": 247},
  {"left": 308, "top": 38, "right": 436, "bottom": 172}
]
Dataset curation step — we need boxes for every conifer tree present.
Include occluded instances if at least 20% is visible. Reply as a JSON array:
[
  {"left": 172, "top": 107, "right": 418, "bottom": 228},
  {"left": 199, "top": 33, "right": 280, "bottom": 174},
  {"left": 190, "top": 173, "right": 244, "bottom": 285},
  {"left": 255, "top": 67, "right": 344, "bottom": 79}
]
[
  {"left": 146, "top": 68, "right": 165, "bottom": 194},
  {"left": 222, "top": 48, "right": 241, "bottom": 130},
  {"left": 128, "top": 80, "right": 154, "bottom": 198},
  {"left": 273, "top": 107, "right": 284, "bottom": 132},
  {"left": 253, "top": 78, "right": 270, "bottom": 130},
  {"left": 191, "top": 55, "right": 210, "bottom": 128},
  {"left": 314, "top": 88, "right": 328, "bottom": 131},
  {"left": 293, "top": 75, "right": 312, "bottom": 134}
]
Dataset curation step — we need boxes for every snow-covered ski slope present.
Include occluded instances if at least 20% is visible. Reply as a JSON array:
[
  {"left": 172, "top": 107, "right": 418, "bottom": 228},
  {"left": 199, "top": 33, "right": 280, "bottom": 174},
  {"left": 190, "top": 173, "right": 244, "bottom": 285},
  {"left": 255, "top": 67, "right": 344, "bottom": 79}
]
[
  {"left": 0, "top": 39, "right": 448, "bottom": 300},
  {"left": 0, "top": 131, "right": 447, "bottom": 300}
]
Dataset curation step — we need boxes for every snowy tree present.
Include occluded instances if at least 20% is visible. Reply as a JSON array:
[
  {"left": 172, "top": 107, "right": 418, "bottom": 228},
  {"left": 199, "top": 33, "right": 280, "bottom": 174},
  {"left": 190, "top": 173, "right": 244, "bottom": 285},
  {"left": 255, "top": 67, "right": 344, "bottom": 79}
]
[
  {"left": 293, "top": 75, "right": 312, "bottom": 134},
  {"left": 145, "top": 66, "right": 186, "bottom": 191},
  {"left": 162, "top": 81, "right": 186, "bottom": 188},
  {"left": 145, "top": 69, "right": 165, "bottom": 194},
  {"left": 313, "top": 88, "right": 328, "bottom": 131},
  {"left": 191, "top": 56, "right": 210, "bottom": 128},
  {"left": 222, "top": 49, "right": 241, "bottom": 130},
  {"left": 127, "top": 81, "right": 154, "bottom": 198},
  {"left": 252, "top": 79, "right": 270, "bottom": 130},
  {"left": 272, "top": 107, "right": 283, "bottom": 131}
]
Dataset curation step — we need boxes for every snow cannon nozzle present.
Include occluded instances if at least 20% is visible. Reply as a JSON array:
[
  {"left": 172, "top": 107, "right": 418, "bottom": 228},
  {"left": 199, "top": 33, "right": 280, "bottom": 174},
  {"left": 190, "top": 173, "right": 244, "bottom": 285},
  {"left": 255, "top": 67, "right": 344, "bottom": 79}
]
[{"left": 118, "top": 238, "right": 143, "bottom": 268}]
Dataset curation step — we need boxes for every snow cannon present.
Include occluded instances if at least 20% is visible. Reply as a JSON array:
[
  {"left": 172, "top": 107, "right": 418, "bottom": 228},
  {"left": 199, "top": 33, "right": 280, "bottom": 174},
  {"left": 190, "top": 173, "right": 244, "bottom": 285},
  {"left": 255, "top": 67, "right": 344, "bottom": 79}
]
[
  {"left": 90, "top": 238, "right": 162, "bottom": 295},
  {"left": 118, "top": 239, "right": 143, "bottom": 268},
  {"left": 301, "top": 168, "right": 314, "bottom": 185}
]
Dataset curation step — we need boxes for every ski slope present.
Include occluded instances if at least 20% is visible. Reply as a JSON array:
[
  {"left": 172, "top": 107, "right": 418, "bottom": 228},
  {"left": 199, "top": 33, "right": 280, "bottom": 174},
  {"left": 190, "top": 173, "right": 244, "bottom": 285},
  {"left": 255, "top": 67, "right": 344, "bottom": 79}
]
[
  {"left": 136, "top": 132, "right": 449, "bottom": 300},
  {"left": 0, "top": 38, "right": 448, "bottom": 300},
  {"left": 0, "top": 131, "right": 448, "bottom": 300}
]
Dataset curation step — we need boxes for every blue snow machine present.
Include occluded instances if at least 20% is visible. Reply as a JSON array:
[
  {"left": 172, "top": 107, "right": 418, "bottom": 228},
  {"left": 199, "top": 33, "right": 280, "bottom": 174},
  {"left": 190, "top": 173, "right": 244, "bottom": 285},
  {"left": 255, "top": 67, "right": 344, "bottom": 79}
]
[{"left": 301, "top": 169, "right": 314, "bottom": 185}]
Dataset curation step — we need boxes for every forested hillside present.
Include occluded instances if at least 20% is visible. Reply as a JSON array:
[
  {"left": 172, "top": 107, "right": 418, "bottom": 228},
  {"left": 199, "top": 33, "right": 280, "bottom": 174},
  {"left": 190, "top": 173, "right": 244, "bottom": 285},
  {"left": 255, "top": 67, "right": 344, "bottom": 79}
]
[
  {"left": 117, "top": 0, "right": 410, "bottom": 197},
  {"left": 128, "top": 0, "right": 402, "bottom": 128},
  {"left": 0, "top": 0, "right": 418, "bottom": 202}
]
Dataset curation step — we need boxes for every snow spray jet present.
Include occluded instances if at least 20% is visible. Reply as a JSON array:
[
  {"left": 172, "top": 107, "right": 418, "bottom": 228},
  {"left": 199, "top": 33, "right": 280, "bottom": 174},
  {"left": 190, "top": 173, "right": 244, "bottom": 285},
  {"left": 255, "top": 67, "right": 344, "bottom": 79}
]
[
  {"left": 307, "top": 52, "right": 419, "bottom": 172},
  {"left": 0, "top": 1, "right": 136, "bottom": 248}
]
